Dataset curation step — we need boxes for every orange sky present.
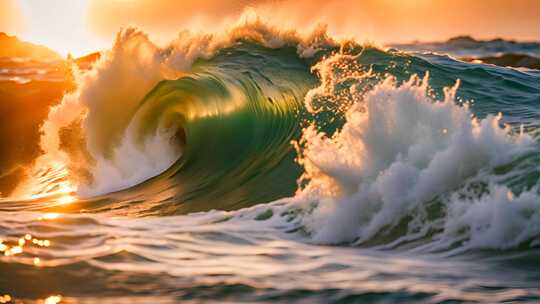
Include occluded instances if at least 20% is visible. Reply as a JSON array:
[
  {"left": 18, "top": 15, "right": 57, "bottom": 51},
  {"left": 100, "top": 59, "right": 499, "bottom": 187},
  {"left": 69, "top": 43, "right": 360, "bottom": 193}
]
[{"left": 1, "top": 0, "right": 540, "bottom": 56}]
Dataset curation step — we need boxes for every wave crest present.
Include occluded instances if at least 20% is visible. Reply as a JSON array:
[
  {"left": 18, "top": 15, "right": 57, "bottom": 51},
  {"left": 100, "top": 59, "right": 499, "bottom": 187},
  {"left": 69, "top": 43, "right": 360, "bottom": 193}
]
[{"left": 38, "top": 21, "right": 337, "bottom": 196}]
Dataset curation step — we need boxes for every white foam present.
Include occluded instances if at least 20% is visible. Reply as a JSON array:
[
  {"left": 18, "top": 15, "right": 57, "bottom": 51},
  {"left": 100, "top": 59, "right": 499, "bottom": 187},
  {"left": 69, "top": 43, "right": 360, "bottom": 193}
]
[
  {"left": 296, "top": 60, "right": 534, "bottom": 248},
  {"left": 439, "top": 185, "right": 540, "bottom": 251}
]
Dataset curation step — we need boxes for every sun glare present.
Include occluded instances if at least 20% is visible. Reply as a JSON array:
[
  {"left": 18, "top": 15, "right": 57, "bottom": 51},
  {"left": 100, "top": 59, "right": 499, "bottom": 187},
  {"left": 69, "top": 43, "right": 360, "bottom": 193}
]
[{"left": 18, "top": 0, "right": 104, "bottom": 57}]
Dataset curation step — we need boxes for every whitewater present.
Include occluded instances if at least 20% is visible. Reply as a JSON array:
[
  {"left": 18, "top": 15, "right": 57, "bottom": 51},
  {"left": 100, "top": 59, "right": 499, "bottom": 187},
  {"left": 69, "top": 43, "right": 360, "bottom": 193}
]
[{"left": 1, "top": 21, "right": 540, "bottom": 303}]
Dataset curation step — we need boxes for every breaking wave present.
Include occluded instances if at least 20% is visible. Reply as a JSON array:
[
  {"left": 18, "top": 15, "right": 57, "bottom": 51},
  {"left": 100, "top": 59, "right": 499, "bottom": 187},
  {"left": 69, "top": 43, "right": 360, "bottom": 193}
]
[{"left": 8, "top": 21, "right": 540, "bottom": 252}]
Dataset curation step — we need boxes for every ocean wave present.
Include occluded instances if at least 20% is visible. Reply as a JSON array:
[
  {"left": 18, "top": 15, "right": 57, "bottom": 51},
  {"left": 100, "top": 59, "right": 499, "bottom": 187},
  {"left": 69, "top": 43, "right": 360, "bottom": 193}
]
[{"left": 2, "top": 22, "right": 540, "bottom": 253}]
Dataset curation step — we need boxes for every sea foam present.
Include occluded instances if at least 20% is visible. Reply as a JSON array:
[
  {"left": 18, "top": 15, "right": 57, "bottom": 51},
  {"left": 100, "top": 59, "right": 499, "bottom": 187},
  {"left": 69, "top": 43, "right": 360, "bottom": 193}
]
[{"left": 296, "top": 60, "right": 536, "bottom": 249}]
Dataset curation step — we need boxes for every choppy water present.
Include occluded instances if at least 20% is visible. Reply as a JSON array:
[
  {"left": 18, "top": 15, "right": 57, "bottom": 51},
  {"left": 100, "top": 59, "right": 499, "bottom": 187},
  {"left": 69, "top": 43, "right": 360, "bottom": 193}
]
[{"left": 1, "top": 24, "right": 540, "bottom": 303}]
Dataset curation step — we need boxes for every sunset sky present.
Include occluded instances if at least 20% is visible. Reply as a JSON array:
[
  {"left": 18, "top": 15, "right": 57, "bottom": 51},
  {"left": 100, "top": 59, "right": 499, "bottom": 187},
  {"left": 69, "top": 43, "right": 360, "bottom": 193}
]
[{"left": 1, "top": 0, "right": 540, "bottom": 57}]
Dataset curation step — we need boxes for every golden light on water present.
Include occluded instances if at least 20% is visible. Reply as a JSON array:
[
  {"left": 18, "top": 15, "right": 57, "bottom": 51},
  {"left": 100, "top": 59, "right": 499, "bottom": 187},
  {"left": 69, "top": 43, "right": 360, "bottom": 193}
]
[
  {"left": 39, "top": 213, "right": 61, "bottom": 221},
  {"left": 25, "top": 164, "right": 78, "bottom": 206},
  {"left": 44, "top": 295, "right": 63, "bottom": 304},
  {"left": 0, "top": 233, "right": 51, "bottom": 258},
  {"left": 57, "top": 194, "right": 76, "bottom": 205},
  {"left": 0, "top": 294, "right": 63, "bottom": 304},
  {"left": 0, "top": 295, "right": 12, "bottom": 304}
]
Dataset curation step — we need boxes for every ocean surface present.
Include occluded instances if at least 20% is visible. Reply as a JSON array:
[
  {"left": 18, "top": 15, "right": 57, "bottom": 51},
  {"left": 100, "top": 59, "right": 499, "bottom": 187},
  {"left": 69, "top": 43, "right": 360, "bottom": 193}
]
[{"left": 1, "top": 25, "right": 540, "bottom": 303}]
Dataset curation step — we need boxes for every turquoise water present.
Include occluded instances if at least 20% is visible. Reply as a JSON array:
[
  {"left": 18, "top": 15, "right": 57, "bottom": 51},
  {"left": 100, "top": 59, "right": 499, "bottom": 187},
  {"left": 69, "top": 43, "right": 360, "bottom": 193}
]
[{"left": 1, "top": 26, "right": 540, "bottom": 303}]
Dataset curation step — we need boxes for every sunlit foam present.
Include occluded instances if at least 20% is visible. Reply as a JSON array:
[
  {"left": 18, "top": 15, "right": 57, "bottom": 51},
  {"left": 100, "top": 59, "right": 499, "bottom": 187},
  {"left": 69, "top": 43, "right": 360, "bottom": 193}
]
[{"left": 0, "top": 232, "right": 52, "bottom": 259}]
